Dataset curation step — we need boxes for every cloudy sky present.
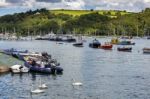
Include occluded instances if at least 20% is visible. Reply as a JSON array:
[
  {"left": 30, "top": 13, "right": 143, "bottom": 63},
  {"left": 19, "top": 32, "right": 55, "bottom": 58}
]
[{"left": 0, "top": 0, "right": 150, "bottom": 16}]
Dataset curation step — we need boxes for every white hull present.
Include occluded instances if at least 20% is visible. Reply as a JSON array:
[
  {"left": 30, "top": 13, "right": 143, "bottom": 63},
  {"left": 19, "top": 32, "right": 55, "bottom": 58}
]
[
  {"left": 143, "top": 50, "right": 150, "bottom": 54},
  {"left": 143, "top": 48, "right": 150, "bottom": 54},
  {"left": 10, "top": 65, "right": 29, "bottom": 73}
]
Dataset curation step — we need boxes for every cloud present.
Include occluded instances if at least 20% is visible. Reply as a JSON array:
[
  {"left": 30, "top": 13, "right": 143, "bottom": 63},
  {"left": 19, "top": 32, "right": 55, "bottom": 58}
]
[
  {"left": 36, "top": 0, "right": 61, "bottom": 3},
  {"left": 6, "top": 0, "right": 24, "bottom": 3},
  {"left": 1, "top": 0, "right": 85, "bottom": 9},
  {"left": 83, "top": 0, "right": 150, "bottom": 12},
  {"left": 0, "top": 0, "right": 11, "bottom": 7},
  {"left": 0, "top": 0, "right": 150, "bottom": 13}
]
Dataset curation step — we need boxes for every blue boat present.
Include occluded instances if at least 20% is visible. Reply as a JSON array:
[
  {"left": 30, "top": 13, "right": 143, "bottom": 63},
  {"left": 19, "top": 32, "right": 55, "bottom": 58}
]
[
  {"left": 3, "top": 48, "right": 28, "bottom": 55},
  {"left": 2, "top": 48, "right": 63, "bottom": 74},
  {"left": 89, "top": 39, "right": 101, "bottom": 48},
  {"left": 24, "top": 61, "right": 63, "bottom": 74}
]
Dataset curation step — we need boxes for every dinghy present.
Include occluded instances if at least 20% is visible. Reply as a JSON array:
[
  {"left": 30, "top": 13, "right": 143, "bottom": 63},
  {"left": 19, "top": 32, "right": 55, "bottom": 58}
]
[{"left": 10, "top": 64, "right": 29, "bottom": 73}]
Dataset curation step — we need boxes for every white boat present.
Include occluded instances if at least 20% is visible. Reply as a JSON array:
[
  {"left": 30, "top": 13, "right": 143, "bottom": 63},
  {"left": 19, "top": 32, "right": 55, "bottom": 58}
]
[
  {"left": 10, "top": 65, "right": 29, "bottom": 73},
  {"left": 143, "top": 48, "right": 150, "bottom": 54}
]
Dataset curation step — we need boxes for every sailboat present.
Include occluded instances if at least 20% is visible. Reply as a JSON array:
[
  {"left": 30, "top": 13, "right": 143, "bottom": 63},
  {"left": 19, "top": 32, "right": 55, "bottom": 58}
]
[
  {"left": 134, "top": 25, "right": 140, "bottom": 39},
  {"left": 73, "top": 36, "right": 83, "bottom": 47}
]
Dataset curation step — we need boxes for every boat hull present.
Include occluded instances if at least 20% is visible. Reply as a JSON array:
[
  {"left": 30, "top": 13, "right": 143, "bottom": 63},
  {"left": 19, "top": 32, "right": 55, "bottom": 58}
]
[
  {"left": 117, "top": 47, "right": 132, "bottom": 52},
  {"left": 24, "top": 62, "right": 63, "bottom": 74},
  {"left": 73, "top": 43, "right": 83, "bottom": 47},
  {"left": 118, "top": 41, "right": 135, "bottom": 45},
  {"left": 143, "top": 48, "right": 150, "bottom": 54},
  {"left": 10, "top": 65, "right": 29, "bottom": 73},
  {"left": 101, "top": 45, "right": 113, "bottom": 49}
]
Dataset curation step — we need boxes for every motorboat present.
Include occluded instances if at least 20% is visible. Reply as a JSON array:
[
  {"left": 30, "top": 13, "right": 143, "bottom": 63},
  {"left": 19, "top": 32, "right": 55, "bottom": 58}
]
[
  {"left": 10, "top": 64, "right": 29, "bottom": 73},
  {"left": 73, "top": 36, "right": 84, "bottom": 47},
  {"left": 111, "top": 38, "right": 119, "bottom": 44},
  {"left": 24, "top": 61, "right": 63, "bottom": 74},
  {"left": 89, "top": 39, "right": 101, "bottom": 48},
  {"left": 118, "top": 41, "right": 135, "bottom": 45},
  {"left": 3, "top": 48, "right": 28, "bottom": 55},
  {"left": 117, "top": 47, "right": 132, "bottom": 52},
  {"left": 121, "top": 36, "right": 132, "bottom": 39},
  {"left": 100, "top": 42, "right": 113, "bottom": 49},
  {"left": 73, "top": 42, "right": 83, "bottom": 47},
  {"left": 143, "top": 48, "right": 150, "bottom": 54},
  {"left": 63, "top": 35, "right": 76, "bottom": 43},
  {"left": 11, "top": 51, "right": 42, "bottom": 61}
]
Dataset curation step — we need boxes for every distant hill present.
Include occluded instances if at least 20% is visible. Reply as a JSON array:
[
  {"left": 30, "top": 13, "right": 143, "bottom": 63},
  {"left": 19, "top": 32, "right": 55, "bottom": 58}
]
[
  {"left": 51, "top": 9, "right": 132, "bottom": 18},
  {"left": 0, "top": 8, "right": 150, "bottom": 36}
]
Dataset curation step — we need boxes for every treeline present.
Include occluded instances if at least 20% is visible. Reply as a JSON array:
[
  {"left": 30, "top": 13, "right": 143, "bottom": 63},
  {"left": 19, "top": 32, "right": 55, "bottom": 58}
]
[{"left": 0, "top": 8, "right": 150, "bottom": 36}]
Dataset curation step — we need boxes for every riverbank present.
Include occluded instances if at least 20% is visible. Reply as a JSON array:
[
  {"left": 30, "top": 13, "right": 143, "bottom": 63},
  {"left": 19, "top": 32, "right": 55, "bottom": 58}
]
[{"left": 0, "top": 66, "right": 10, "bottom": 73}]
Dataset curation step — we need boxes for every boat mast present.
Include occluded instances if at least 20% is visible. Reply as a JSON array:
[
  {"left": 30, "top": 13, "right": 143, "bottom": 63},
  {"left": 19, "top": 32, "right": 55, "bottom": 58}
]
[
  {"left": 27, "top": 27, "right": 31, "bottom": 41},
  {"left": 137, "top": 25, "right": 139, "bottom": 37},
  {"left": 4, "top": 27, "right": 6, "bottom": 40},
  {"left": 40, "top": 30, "right": 42, "bottom": 36},
  {"left": 13, "top": 27, "right": 16, "bottom": 40}
]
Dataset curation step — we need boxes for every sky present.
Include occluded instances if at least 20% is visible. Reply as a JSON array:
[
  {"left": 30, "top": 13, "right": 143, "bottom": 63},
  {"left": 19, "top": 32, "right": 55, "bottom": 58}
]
[{"left": 0, "top": 0, "right": 150, "bottom": 16}]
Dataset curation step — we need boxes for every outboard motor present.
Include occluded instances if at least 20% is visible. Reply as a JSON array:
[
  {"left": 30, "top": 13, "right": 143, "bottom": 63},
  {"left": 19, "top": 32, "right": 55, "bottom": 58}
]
[{"left": 51, "top": 66, "right": 56, "bottom": 74}]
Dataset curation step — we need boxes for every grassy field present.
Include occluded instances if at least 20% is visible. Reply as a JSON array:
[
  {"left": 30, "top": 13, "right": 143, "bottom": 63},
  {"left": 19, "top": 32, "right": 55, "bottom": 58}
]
[
  {"left": 50, "top": 9, "right": 131, "bottom": 17},
  {"left": 0, "top": 53, "right": 23, "bottom": 67}
]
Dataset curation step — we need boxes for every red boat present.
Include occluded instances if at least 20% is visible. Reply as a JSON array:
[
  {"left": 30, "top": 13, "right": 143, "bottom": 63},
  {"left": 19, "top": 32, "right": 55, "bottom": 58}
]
[{"left": 100, "top": 43, "right": 113, "bottom": 49}]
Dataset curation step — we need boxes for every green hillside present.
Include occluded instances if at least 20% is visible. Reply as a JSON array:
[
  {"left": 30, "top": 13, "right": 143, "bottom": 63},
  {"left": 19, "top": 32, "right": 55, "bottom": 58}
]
[
  {"left": 51, "top": 9, "right": 131, "bottom": 17},
  {"left": 0, "top": 8, "right": 150, "bottom": 36}
]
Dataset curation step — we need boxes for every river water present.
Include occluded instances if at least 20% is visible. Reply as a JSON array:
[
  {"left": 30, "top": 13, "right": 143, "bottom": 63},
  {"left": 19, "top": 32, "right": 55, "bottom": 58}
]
[{"left": 0, "top": 37, "right": 150, "bottom": 99}]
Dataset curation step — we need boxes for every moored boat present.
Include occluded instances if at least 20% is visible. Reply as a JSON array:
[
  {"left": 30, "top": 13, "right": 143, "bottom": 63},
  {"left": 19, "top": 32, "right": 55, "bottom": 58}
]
[
  {"left": 49, "top": 36, "right": 63, "bottom": 42},
  {"left": 23, "top": 52, "right": 63, "bottom": 74},
  {"left": 24, "top": 61, "right": 63, "bottom": 74},
  {"left": 10, "top": 64, "right": 29, "bottom": 73},
  {"left": 117, "top": 47, "right": 132, "bottom": 52},
  {"left": 73, "top": 43, "right": 83, "bottom": 47},
  {"left": 111, "top": 38, "right": 119, "bottom": 44},
  {"left": 143, "top": 48, "right": 150, "bottom": 54},
  {"left": 121, "top": 36, "right": 132, "bottom": 39},
  {"left": 3, "top": 48, "right": 28, "bottom": 55},
  {"left": 11, "top": 51, "right": 42, "bottom": 61},
  {"left": 73, "top": 36, "right": 83, "bottom": 47},
  {"left": 49, "top": 35, "right": 76, "bottom": 43},
  {"left": 118, "top": 41, "right": 135, "bottom": 45},
  {"left": 100, "top": 42, "right": 113, "bottom": 49},
  {"left": 89, "top": 39, "right": 101, "bottom": 48}
]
